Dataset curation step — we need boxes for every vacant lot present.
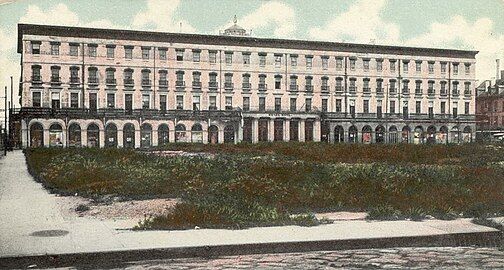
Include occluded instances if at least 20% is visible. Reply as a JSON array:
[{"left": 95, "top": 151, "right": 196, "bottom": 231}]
[{"left": 25, "top": 143, "right": 504, "bottom": 229}]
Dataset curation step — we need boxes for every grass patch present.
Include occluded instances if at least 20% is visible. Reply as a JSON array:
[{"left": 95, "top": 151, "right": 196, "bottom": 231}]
[{"left": 25, "top": 143, "right": 504, "bottom": 229}]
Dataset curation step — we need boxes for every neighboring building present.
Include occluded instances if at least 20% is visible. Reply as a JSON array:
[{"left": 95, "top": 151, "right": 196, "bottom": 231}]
[
  {"left": 14, "top": 22, "right": 477, "bottom": 148},
  {"left": 476, "top": 67, "right": 504, "bottom": 141}
]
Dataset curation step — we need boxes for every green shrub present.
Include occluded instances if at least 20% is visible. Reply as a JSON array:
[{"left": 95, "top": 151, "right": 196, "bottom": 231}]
[{"left": 366, "top": 205, "right": 402, "bottom": 220}]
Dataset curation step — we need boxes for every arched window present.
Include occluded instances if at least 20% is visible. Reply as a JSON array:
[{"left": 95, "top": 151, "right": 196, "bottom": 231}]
[
  {"left": 462, "top": 126, "right": 472, "bottom": 143},
  {"left": 191, "top": 123, "right": 203, "bottom": 143},
  {"left": 427, "top": 126, "right": 436, "bottom": 144},
  {"left": 414, "top": 126, "right": 424, "bottom": 144},
  {"left": 141, "top": 123, "right": 152, "bottom": 148},
  {"left": 375, "top": 125, "right": 385, "bottom": 144},
  {"left": 451, "top": 126, "right": 460, "bottom": 144},
  {"left": 362, "top": 125, "right": 372, "bottom": 144},
  {"left": 68, "top": 123, "right": 81, "bottom": 147},
  {"left": 175, "top": 124, "right": 187, "bottom": 142},
  {"left": 334, "top": 125, "right": 344, "bottom": 143},
  {"left": 123, "top": 123, "right": 135, "bottom": 148},
  {"left": 348, "top": 125, "right": 358, "bottom": 143},
  {"left": 158, "top": 124, "right": 169, "bottom": 146},
  {"left": 402, "top": 126, "right": 411, "bottom": 143},
  {"left": 49, "top": 123, "right": 63, "bottom": 147},
  {"left": 388, "top": 126, "right": 398, "bottom": 144},
  {"left": 224, "top": 125, "right": 235, "bottom": 143},
  {"left": 438, "top": 126, "right": 448, "bottom": 144},
  {"left": 87, "top": 123, "right": 100, "bottom": 148},
  {"left": 105, "top": 123, "right": 118, "bottom": 148},
  {"left": 208, "top": 125, "right": 219, "bottom": 144},
  {"left": 30, "top": 122, "right": 44, "bottom": 147}
]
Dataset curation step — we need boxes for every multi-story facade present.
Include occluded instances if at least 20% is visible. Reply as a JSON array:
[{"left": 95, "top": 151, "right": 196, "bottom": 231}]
[
  {"left": 14, "top": 23, "right": 477, "bottom": 148},
  {"left": 476, "top": 69, "right": 504, "bottom": 141}
]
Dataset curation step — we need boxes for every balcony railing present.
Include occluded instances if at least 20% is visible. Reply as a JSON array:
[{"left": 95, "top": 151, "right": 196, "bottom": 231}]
[
  {"left": 70, "top": 77, "right": 80, "bottom": 84},
  {"left": 321, "top": 85, "right": 329, "bottom": 92},
  {"left": 349, "top": 86, "right": 357, "bottom": 93},
  {"left": 464, "top": 90, "right": 472, "bottom": 96},
  {"left": 142, "top": 79, "right": 152, "bottom": 86},
  {"left": 242, "top": 82, "right": 251, "bottom": 90},
  {"left": 335, "top": 86, "right": 343, "bottom": 92},
  {"left": 428, "top": 88, "right": 435, "bottom": 96},
  {"left": 209, "top": 81, "right": 218, "bottom": 90},
  {"left": 31, "top": 75, "right": 42, "bottom": 83},
  {"left": 289, "top": 84, "right": 298, "bottom": 91},
  {"left": 389, "top": 87, "right": 397, "bottom": 93},
  {"left": 159, "top": 79, "right": 168, "bottom": 86},
  {"left": 88, "top": 77, "right": 98, "bottom": 85},
  {"left": 176, "top": 81, "right": 185, "bottom": 89},
  {"left": 415, "top": 88, "right": 422, "bottom": 95},
  {"left": 305, "top": 85, "right": 313, "bottom": 92},
  {"left": 124, "top": 79, "right": 134, "bottom": 86},
  {"left": 192, "top": 81, "right": 202, "bottom": 89},
  {"left": 402, "top": 88, "right": 410, "bottom": 94},
  {"left": 224, "top": 82, "right": 234, "bottom": 90},
  {"left": 363, "top": 87, "right": 371, "bottom": 93},
  {"left": 258, "top": 83, "right": 267, "bottom": 91},
  {"left": 106, "top": 78, "right": 117, "bottom": 85},
  {"left": 376, "top": 88, "right": 383, "bottom": 94},
  {"left": 50, "top": 76, "right": 61, "bottom": 84},
  {"left": 452, "top": 90, "right": 460, "bottom": 96}
]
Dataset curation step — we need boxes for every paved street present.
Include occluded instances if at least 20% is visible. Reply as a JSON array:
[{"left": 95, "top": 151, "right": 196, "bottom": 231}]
[{"left": 88, "top": 247, "right": 504, "bottom": 269}]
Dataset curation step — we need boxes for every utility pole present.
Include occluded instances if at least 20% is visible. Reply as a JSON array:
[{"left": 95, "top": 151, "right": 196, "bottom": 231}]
[{"left": 4, "top": 86, "right": 7, "bottom": 155}]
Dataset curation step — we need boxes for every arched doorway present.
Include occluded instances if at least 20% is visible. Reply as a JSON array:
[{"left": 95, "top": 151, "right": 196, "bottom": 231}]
[
  {"left": 191, "top": 123, "right": 203, "bottom": 143},
  {"left": 348, "top": 125, "right": 358, "bottom": 143},
  {"left": 462, "top": 126, "right": 472, "bottom": 143},
  {"left": 141, "top": 123, "right": 152, "bottom": 148},
  {"left": 208, "top": 125, "right": 218, "bottom": 144},
  {"left": 49, "top": 123, "right": 63, "bottom": 147},
  {"left": 438, "top": 126, "right": 448, "bottom": 144},
  {"left": 123, "top": 123, "right": 135, "bottom": 148},
  {"left": 68, "top": 123, "right": 81, "bottom": 147},
  {"left": 321, "top": 121, "right": 329, "bottom": 142},
  {"left": 402, "top": 126, "right": 411, "bottom": 143},
  {"left": 175, "top": 124, "right": 187, "bottom": 142},
  {"left": 30, "top": 123, "right": 44, "bottom": 147},
  {"left": 105, "top": 123, "right": 118, "bottom": 148},
  {"left": 158, "top": 124, "right": 169, "bottom": 146},
  {"left": 224, "top": 125, "right": 235, "bottom": 143},
  {"left": 87, "top": 123, "right": 100, "bottom": 147},
  {"left": 388, "top": 126, "right": 398, "bottom": 143},
  {"left": 334, "top": 125, "right": 344, "bottom": 143},
  {"left": 451, "top": 126, "right": 460, "bottom": 144},
  {"left": 427, "top": 126, "right": 436, "bottom": 144},
  {"left": 375, "top": 125, "right": 385, "bottom": 144},
  {"left": 413, "top": 126, "right": 424, "bottom": 144},
  {"left": 362, "top": 125, "right": 372, "bottom": 144}
]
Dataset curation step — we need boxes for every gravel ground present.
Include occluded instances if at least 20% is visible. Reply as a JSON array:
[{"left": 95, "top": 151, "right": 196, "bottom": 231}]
[{"left": 90, "top": 247, "right": 504, "bottom": 269}]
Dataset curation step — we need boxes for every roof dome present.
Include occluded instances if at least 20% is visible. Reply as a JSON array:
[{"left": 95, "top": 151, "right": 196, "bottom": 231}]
[{"left": 222, "top": 15, "right": 250, "bottom": 37}]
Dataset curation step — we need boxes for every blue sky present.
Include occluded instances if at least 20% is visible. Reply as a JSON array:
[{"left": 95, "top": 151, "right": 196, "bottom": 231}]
[{"left": 0, "top": 0, "right": 503, "bottom": 109}]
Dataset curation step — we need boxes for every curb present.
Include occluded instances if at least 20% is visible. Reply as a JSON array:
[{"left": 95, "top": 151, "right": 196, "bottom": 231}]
[{"left": 0, "top": 230, "right": 501, "bottom": 269}]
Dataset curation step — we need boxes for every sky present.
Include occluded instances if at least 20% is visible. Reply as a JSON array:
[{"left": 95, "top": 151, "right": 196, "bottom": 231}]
[{"left": 0, "top": 0, "right": 503, "bottom": 111}]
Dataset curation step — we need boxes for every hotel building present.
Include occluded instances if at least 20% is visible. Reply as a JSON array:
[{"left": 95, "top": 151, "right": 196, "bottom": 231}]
[{"left": 14, "top": 22, "right": 477, "bottom": 148}]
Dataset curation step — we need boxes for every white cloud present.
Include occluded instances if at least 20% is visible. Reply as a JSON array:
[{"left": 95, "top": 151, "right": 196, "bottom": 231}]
[
  {"left": 236, "top": 1, "right": 296, "bottom": 38},
  {"left": 406, "top": 15, "right": 504, "bottom": 81},
  {"left": 19, "top": 3, "right": 80, "bottom": 26},
  {"left": 308, "top": 0, "right": 400, "bottom": 44},
  {"left": 132, "top": 0, "right": 196, "bottom": 33}
]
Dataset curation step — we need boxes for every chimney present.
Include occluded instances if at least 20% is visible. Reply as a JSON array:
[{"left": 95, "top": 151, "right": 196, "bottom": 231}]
[{"left": 497, "top": 59, "right": 500, "bottom": 80}]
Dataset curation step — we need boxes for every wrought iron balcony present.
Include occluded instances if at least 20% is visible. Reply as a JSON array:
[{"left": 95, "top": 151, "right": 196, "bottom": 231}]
[
  {"left": 258, "top": 83, "right": 267, "bottom": 91},
  {"left": 124, "top": 78, "right": 134, "bottom": 86},
  {"left": 106, "top": 78, "right": 117, "bottom": 85},
  {"left": 31, "top": 75, "right": 42, "bottom": 83},
  {"left": 88, "top": 77, "right": 98, "bottom": 85},
  {"left": 242, "top": 82, "right": 251, "bottom": 90},
  {"left": 209, "top": 81, "right": 218, "bottom": 90},
  {"left": 289, "top": 84, "right": 298, "bottom": 91},
  {"left": 142, "top": 79, "right": 151, "bottom": 86},
  {"left": 224, "top": 82, "right": 234, "bottom": 90},
  {"left": 305, "top": 85, "right": 313, "bottom": 92}
]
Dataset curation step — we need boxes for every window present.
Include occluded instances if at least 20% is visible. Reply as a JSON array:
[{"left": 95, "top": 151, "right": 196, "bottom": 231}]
[
  {"left": 376, "top": 79, "right": 383, "bottom": 93},
  {"left": 440, "top": 81, "right": 447, "bottom": 95},
  {"left": 88, "top": 67, "right": 98, "bottom": 83},
  {"left": 452, "top": 81, "right": 459, "bottom": 95},
  {"left": 290, "top": 55, "right": 297, "bottom": 67},
  {"left": 224, "top": 73, "right": 233, "bottom": 89},
  {"left": 225, "top": 52, "right": 233, "bottom": 65},
  {"left": 465, "top": 102, "right": 470, "bottom": 114},
  {"left": 403, "top": 101, "right": 409, "bottom": 118},
  {"left": 377, "top": 100, "right": 383, "bottom": 118},
  {"left": 336, "top": 57, "right": 343, "bottom": 70},
  {"left": 453, "top": 63, "right": 459, "bottom": 75},
  {"left": 321, "top": 77, "right": 328, "bottom": 92},
  {"left": 193, "top": 96, "right": 200, "bottom": 110},
  {"left": 176, "top": 95, "right": 184, "bottom": 110},
  {"left": 322, "top": 57, "right": 328, "bottom": 70},
  {"left": 242, "top": 97, "right": 250, "bottom": 111},
  {"left": 363, "top": 100, "right": 369, "bottom": 113},
  {"left": 106, "top": 68, "right": 115, "bottom": 84},
  {"left": 159, "top": 49, "right": 167, "bottom": 60},
  {"left": 51, "top": 92, "right": 60, "bottom": 108},
  {"left": 335, "top": 78, "right": 343, "bottom": 92},
  {"left": 31, "top": 65, "right": 41, "bottom": 81},
  {"left": 322, "top": 99, "right": 328, "bottom": 112},
  {"left": 441, "top": 62, "right": 447, "bottom": 73},
  {"left": 306, "top": 76, "right": 313, "bottom": 92},
  {"left": 209, "top": 96, "right": 217, "bottom": 110},
  {"left": 363, "top": 59, "right": 370, "bottom": 71},
  {"left": 125, "top": 46, "right": 133, "bottom": 59},
  {"left": 50, "top": 42, "right": 60, "bottom": 55},
  {"left": 290, "top": 76, "right": 298, "bottom": 91},
  {"left": 389, "top": 80, "right": 396, "bottom": 93},
  {"left": 107, "top": 93, "right": 115, "bottom": 108},
  {"left": 349, "top": 100, "right": 355, "bottom": 117},
  {"left": 69, "top": 44, "right": 79, "bottom": 56},
  {"left": 275, "top": 76, "right": 282, "bottom": 89},
  {"left": 31, "top": 41, "right": 41, "bottom": 54},
  {"left": 176, "top": 71, "right": 184, "bottom": 83},
  {"left": 349, "top": 78, "right": 356, "bottom": 92},
  {"left": 349, "top": 58, "right": 356, "bottom": 70},
  {"left": 142, "top": 94, "right": 150, "bottom": 109},
  {"left": 89, "top": 93, "right": 97, "bottom": 111},
  {"left": 363, "top": 79, "right": 370, "bottom": 93},
  {"left": 274, "top": 54, "right": 282, "bottom": 67},
  {"left": 428, "top": 62, "right": 434, "bottom": 73},
  {"left": 259, "top": 97, "right": 266, "bottom": 112},
  {"left": 415, "top": 61, "right": 422, "bottom": 72},
  {"left": 225, "top": 96, "right": 233, "bottom": 110},
  {"left": 390, "top": 60, "right": 396, "bottom": 72},
  {"left": 428, "top": 81, "right": 434, "bottom": 94},
  {"left": 402, "top": 79, "right": 409, "bottom": 94},
  {"left": 465, "top": 63, "right": 471, "bottom": 75},
  {"left": 305, "top": 98, "right": 312, "bottom": 112},
  {"left": 176, "top": 49, "right": 184, "bottom": 61},
  {"left": 441, "top": 101, "right": 446, "bottom": 114},
  {"left": 376, "top": 59, "right": 383, "bottom": 71},
  {"left": 415, "top": 80, "right": 422, "bottom": 94},
  {"left": 209, "top": 51, "right": 217, "bottom": 63},
  {"left": 416, "top": 101, "right": 421, "bottom": 114},
  {"left": 142, "top": 47, "right": 150, "bottom": 59},
  {"left": 51, "top": 66, "right": 60, "bottom": 82},
  {"left": 464, "top": 82, "right": 471, "bottom": 95},
  {"left": 243, "top": 53, "right": 250, "bottom": 65},
  {"left": 428, "top": 102, "right": 434, "bottom": 118},
  {"left": 389, "top": 100, "right": 395, "bottom": 114},
  {"left": 242, "top": 74, "right": 250, "bottom": 90},
  {"left": 106, "top": 45, "right": 115, "bottom": 58},
  {"left": 32, "top": 92, "right": 41, "bottom": 107},
  {"left": 290, "top": 98, "right": 296, "bottom": 112},
  {"left": 335, "top": 99, "right": 342, "bottom": 112},
  {"left": 259, "top": 53, "right": 266, "bottom": 66},
  {"left": 142, "top": 70, "right": 151, "bottom": 86},
  {"left": 453, "top": 102, "right": 458, "bottom": 118},
  {"left": 306, "top": 56, "right": 313, "bottom": 69},
  {"left": 193, "top": 50, "right": 201, "bottom": 62},
  {"left": 403, "top": 61, "right": 409, "bottom": 73},
  {"left": 160, "top": 95, "right": 167, "bottom": 112},
  {"left": 88, "top": 44, "right": 97, "bottom": 57}
]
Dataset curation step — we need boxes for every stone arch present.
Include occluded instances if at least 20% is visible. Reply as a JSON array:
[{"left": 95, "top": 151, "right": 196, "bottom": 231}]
[
  {"left": 413, "top": 126, "right": 424, "bottom": 144},
  {"left": 141, "top": 123, "right": 153, "bottom": 148},
  {"left": 362, "top": 125, "right": 372, "bottom": 144},
  {"left": 49, "top": 123, "right": 64, "bottom": 147},
  {"left": 438, "top": 126, "right": 448, "bottom": 144},
  {"left": 123, "top": 123, "right": 136, "bottom": 148},
  {"left": 29, "top": 122, "right": 44, "bottom": 147},
  {"left": 208, "top": 125, "right": 219, "bottom": 144},
  {"left": 191, "top": 123, "right": 203, "bottom": 143},
  {"left": 402, "top": 126, "right": 411, "bottom": 143},
  {"left": 175, "top": 123, "right": 187, "bottom": 142},
  {"left": 462, "top": 126, "right": 472, "bottom": 143},
  {"left": 348, "top": 125, "right": 358, "bottom": 143},
  {"left": 334, "top": 125, "right": 344, "bottom": 143},
  {"left": 375, "top": 125, "right": 385, "bottom": 144},
  {"left": 451, "top": 126, "right": 460, "bottom": 144},
  {"left": 158, "top": 123, "right": 169, "bottom": 146},
  {"left": 87, "top": 123, "right": 100, "bottom": 147},
  {"left": 105, "top": 123, "right": 118, "bottom": 148},
  {"left": 388, "top": 125, "right": 398, "bottom": 143},
  {"left": 68, "top": 122, "right": 81, "bottom": 147}
]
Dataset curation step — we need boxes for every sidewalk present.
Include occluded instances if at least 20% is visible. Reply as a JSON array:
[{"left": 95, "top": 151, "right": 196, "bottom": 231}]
[{"left": 0, "top": 150, "right": 501, "bottom": 268}]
